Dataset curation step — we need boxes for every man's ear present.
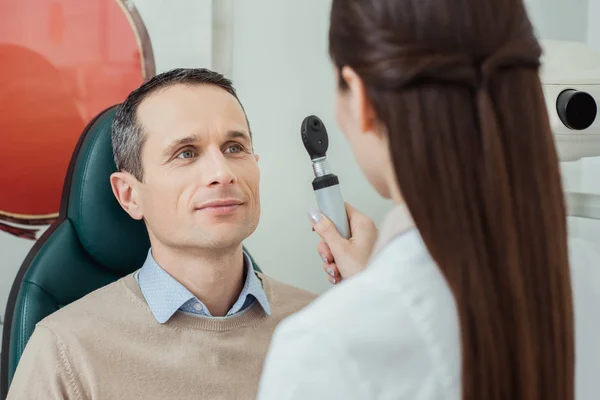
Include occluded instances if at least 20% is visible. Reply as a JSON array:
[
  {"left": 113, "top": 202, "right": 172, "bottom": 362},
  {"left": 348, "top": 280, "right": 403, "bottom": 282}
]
[
  {"left": 109, "top": 172, "right": 143, "bottom": 220},
  {"left": 340, "top": 66, "right": 378, "bottom": 135}
]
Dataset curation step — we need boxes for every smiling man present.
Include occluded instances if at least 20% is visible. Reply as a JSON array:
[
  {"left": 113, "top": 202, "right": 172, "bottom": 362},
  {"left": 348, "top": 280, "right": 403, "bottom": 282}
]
[{"left": 7, "top": 68, "right": 316, "bottom": 400}]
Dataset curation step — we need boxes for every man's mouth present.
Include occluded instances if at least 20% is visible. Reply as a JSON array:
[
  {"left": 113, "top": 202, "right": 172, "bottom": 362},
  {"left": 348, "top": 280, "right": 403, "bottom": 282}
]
[{"left": 195, "top": 199, "right": 244, "bottom": 214}]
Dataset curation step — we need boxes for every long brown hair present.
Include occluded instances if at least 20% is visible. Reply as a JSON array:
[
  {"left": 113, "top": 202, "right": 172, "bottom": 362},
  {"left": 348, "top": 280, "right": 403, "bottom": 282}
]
[{"left": 329, "top": 0, "right": 574, "bottom": 399}]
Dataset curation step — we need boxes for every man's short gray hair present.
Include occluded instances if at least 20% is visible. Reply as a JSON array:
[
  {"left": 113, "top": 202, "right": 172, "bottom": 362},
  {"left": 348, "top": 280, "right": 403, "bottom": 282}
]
[{"left": 111, "top": 68, "right": 249, "bottom": 181}]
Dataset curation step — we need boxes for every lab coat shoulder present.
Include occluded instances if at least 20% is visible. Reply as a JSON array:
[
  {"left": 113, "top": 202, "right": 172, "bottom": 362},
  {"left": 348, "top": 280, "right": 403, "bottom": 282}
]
[{"left": 258, "top": 230, "right": 462, "bottom": 400}]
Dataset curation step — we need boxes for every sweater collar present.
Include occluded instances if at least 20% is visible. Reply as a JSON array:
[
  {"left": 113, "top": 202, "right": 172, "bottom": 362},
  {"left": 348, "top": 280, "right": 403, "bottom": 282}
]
[{"left": 123, "top": 273, "right": 273, "bottom": 331}]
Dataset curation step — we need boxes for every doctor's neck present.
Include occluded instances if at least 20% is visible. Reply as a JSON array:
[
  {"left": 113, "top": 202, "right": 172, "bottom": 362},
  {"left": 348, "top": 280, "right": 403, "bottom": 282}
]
[{"left": 384, "top": 161, "right": 405, "bottom": 206}]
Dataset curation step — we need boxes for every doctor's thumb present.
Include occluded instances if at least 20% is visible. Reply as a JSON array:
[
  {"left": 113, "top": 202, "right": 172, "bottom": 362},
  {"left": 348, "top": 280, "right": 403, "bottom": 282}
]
[{"left": 308, "top": 209, "right": 347, "bottom": 251}]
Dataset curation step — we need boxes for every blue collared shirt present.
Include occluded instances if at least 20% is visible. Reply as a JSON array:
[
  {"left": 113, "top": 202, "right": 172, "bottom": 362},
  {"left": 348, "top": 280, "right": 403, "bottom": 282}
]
[{"left": 136, "top": 249, "right": 271, "bottom": 323}]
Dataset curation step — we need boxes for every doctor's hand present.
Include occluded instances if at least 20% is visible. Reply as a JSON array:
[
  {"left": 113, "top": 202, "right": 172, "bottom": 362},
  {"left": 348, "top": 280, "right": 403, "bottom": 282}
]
[{"left": 308, "top": 202, "right": 378, "bottom": 284}]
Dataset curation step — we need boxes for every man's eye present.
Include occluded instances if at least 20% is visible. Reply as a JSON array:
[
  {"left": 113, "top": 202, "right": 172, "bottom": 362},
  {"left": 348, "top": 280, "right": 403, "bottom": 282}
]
[
  {"left": 225, "top": 144, "right": 244, "bottom": 154},
  {"left": 177, "top": 150, "right": 197, "bottom": 159}
]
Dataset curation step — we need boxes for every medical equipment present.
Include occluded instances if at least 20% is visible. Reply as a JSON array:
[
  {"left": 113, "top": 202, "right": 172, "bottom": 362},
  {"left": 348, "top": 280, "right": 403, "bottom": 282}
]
[
  {"left": 541, "top": 40, "right": 600, "bottom": 220},
  {"left": 301, "top": 115, "right": 351, "bottom": 239}
]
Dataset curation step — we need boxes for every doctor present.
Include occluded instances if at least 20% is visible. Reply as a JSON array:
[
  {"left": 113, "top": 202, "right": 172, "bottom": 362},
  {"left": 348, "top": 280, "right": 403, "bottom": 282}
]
[{"left": 256, "top": 0, "right": 600, "bottom": 399}]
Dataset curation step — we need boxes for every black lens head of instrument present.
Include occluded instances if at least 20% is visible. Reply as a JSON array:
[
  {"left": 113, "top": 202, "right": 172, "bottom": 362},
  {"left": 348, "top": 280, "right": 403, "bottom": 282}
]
[{"left": 301, "top": 115, "right": 329, "bottom": 160}]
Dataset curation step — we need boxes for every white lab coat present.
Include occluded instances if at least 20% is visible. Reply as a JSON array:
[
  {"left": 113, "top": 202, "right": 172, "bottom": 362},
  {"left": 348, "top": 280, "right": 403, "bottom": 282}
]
[{"left": 257, "top": 206, "right": 600, "bottom": 399}]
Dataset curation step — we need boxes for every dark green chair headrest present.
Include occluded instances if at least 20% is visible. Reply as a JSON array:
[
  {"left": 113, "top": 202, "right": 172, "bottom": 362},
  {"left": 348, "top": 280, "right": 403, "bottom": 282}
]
[{"left": 68, "top": 106, "right": 150, "bottom": 274}]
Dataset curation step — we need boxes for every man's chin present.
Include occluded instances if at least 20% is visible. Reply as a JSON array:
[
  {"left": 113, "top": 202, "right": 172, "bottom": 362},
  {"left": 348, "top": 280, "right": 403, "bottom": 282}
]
[{"left": 195, "top": 224, "right": 256, "bottom": 249}]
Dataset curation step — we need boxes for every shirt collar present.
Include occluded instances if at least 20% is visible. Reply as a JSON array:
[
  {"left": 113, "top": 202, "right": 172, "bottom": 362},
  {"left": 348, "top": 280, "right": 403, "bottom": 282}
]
[
  {"left": 228, "top": 258, "right": 271, "bottom": 317},
  {"left": 137, "top": 249, "right": 271, "bottom": 324},
  {"left": 369, "top": 203, "right": 416, "bottom": 261}
]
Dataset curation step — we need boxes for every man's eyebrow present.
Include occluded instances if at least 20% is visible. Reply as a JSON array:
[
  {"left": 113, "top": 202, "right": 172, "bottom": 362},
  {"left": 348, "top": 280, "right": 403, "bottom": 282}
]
[
  {"left": 225, "top": 130, "right": 252, "bottom": 142},
  {"left": 163, "top": 135, "right": 199, "bottom": 158}
]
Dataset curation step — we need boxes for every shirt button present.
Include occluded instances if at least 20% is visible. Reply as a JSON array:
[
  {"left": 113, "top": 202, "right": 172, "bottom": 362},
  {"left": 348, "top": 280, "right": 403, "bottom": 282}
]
[{"left": 194, "top": 303, "right": 203, "bottom": 312}]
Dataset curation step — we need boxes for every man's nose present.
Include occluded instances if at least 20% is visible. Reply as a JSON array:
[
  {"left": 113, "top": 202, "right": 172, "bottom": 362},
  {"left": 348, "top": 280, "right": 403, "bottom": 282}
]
[{"left": 202, "top": 148, "right": 237, "bottom": 187}]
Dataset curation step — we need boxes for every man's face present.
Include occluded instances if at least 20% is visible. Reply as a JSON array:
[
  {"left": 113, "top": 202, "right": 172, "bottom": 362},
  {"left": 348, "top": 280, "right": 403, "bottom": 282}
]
[{"left": 133, "top": 84, "right": 260, "bottom": 251}]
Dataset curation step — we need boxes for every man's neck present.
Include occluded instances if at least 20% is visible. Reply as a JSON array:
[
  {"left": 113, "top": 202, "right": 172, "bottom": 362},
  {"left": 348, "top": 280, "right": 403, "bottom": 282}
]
[{"left": 150, "top": 243, "right": 245, "bottom": 317}]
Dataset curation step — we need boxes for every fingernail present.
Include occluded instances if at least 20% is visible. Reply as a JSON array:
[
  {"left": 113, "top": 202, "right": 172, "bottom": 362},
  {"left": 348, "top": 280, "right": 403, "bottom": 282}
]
[
  {"left": 326, "top": 267, "right": 335, "bottom": 277},
  {"left": 320, "top": 253, "right": 328, "bottom": 263},
  {"left": 329, "top": 276, "right": 336, "bottom": 284},
  {"left": 307, "top": 209, "right": 322, "bottom": 224}
]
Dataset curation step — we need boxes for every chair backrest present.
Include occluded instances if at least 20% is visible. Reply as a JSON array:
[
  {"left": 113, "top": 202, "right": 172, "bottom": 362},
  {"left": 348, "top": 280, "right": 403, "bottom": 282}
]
[{"left": 0, "top": 105, "right": 260, "bottom": 398}]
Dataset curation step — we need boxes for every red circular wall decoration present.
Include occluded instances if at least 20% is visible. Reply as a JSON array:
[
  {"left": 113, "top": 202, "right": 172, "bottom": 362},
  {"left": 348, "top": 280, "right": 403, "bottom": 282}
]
[{"left": 0, "top": 0, "right": 155, "bottom": 239}]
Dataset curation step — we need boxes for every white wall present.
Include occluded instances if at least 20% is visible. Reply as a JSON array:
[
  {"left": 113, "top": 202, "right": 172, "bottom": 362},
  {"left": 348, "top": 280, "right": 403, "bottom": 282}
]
[
  {"left": 526, "top": 0, "right": 600, "bottom": 53},
  {"left": 588, "top": 0, "right": 600, "bottom": 52},
  {"left": 132, "top": 0, "right": 213, "bottom": 73},
  {"left": 526, "top": 0, "right": 589, "bottom": 42}
]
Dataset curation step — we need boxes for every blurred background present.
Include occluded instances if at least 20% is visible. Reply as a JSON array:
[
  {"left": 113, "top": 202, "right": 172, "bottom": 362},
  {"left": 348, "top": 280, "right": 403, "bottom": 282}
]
[{"left": 1, "top": 0, "right": 599, "bottom": 343}]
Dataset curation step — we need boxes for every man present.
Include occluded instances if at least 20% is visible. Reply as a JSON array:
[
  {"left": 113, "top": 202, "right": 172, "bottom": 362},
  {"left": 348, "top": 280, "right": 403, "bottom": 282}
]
[{"left": 7, "top": 68, "right": 317, "bottom": 399}]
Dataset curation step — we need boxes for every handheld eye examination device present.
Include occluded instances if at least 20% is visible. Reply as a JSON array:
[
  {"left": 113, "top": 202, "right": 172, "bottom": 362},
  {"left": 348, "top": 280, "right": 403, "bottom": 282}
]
[{"left": 301, "top": 115, "right": 351, "bottom": 239}]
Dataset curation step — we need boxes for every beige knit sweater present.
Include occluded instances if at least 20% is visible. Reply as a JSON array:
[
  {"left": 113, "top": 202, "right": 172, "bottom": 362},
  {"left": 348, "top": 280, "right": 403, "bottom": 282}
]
[{"left": 7, "top": 273, "right": 316, "bottom": 400}]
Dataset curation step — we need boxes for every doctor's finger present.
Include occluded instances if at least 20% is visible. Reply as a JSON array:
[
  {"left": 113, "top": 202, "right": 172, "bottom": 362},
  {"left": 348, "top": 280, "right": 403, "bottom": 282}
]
[
  {"left": 309, "top": 209, "right": 347, "bottom": 251},
  {"left": 318, "top": 241, "right": 334, "bottom": 263},
  {"left": 323, "top": 262, "right": 340, "bottom": 279}
]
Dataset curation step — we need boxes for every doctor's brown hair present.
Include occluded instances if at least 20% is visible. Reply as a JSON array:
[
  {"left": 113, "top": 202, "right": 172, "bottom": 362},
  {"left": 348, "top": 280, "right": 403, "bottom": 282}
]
[{"left": 329, "top": 0, "right": 574, "bottom": 399}]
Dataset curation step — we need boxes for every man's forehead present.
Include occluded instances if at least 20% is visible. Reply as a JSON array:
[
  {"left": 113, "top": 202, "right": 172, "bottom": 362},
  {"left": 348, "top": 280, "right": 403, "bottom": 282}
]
[{"left": 136, "top": 84, "right": 249, "bottom": 141}]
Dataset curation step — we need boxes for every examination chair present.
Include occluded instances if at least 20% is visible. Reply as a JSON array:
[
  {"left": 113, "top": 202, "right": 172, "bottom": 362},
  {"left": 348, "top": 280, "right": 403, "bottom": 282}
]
[{"left": 0, "top": 105, "right": 261, "bottom": 398}]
